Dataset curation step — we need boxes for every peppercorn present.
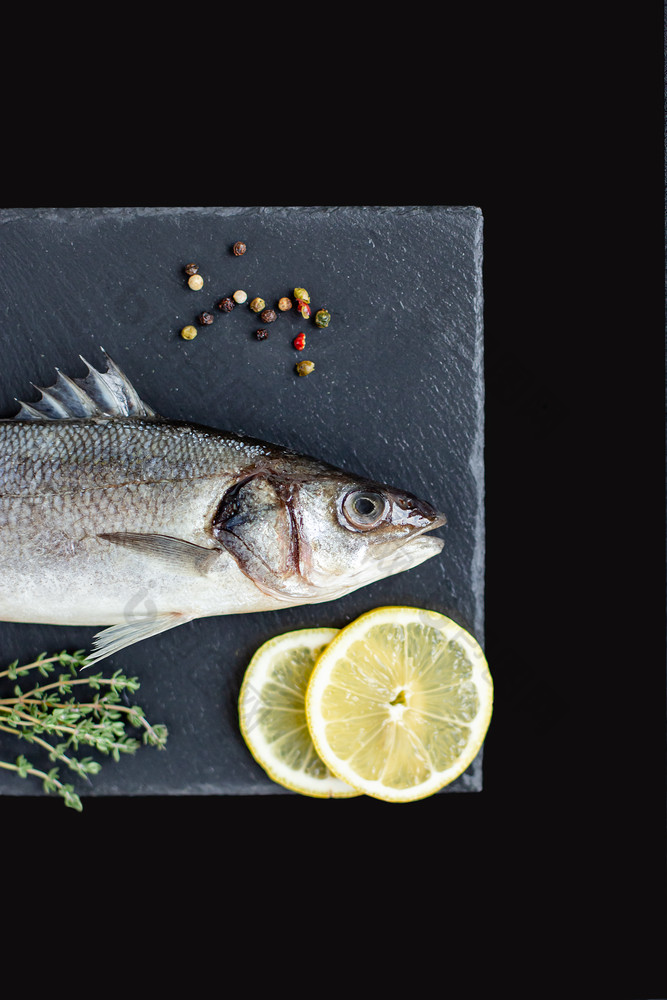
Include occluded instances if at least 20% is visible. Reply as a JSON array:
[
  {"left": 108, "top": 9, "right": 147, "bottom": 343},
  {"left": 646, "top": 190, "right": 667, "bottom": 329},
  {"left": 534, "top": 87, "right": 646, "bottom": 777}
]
[
  {"left": 218, "top": 296, "right": 235, "bottom": 312},
  {"left": 198, "top": 311, "right": 214, "bottom": 325},
  {"left": 296, "top": 359, "right": 315, "bottom": 376},
  {"left": 188, "top": 273, "right": 204, "bottom": 290},
  {"left": 260, "top": 308, "right": 277, "bottom": 324},
  {"left": 314, "top": 308, "right": 331, "bottom": 328},
  {"left": 233, "top": 289, "right": 248, "bottom": 304},
  {"left": 184, "top": 263, "right": 199, "bottom": 276},
  {"left": 180, "top": 325, "right": 197, "bottom": 340},
  {"left": 232, "top": 241, "right": 247, "bottom": 256},
  {"left": 293, "top": 287, "right": 310, "bottom": 303},
  {"left": 293, "top": 332, "right": 306, "bottom": 351},
  {"left": 249, "top": 297, "right": 266, "bottom": 313},
  {"left": 278, "top": 296, "right": 292, "bottom": 311},
  {"left": 255, "top": 329, "right": 269, "bottom": 341},
  {"left": 296, "top": 300, "right": 311, "bottom": 319}
]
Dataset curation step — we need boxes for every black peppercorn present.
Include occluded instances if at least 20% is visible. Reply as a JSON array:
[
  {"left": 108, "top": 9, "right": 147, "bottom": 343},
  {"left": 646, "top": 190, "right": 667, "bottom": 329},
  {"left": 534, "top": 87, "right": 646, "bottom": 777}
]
[
  {"left": 260, "top": 308, "right": 277, "bottom": 324},
  {"left": 218, "top": 297, "right": 235, "bottom": 312},
  {"left": 198, "top": 312, "right": 214, "bottom": 325},
  {"left": 184, "top": 263, "right": 199, "bottom": 275},
  {"left": 255, "top": 329, "right": 269, "bottom": 340},
  {"left": 232, "top": 241, "right": 247, "bottom": 256}
]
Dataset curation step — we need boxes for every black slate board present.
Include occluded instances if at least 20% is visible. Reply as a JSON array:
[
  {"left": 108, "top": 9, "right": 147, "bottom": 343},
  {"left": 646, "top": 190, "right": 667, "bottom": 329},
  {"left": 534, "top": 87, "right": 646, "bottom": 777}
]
[{"left": 0, "top": 205, "right": 484, "bottom": 798}]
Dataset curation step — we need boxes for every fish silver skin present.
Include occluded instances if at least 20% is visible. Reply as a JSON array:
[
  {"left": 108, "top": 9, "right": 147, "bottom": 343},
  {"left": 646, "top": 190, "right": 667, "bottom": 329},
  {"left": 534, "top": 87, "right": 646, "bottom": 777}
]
[{"left": 0, "top": 352, "right": 446, "bottom": 662}]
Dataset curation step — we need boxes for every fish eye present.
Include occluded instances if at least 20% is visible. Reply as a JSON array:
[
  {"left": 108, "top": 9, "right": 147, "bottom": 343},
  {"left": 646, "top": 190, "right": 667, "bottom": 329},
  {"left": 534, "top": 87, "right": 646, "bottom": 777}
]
[{"left": 342, "top": 490, "right": 390, "bottom": 530}]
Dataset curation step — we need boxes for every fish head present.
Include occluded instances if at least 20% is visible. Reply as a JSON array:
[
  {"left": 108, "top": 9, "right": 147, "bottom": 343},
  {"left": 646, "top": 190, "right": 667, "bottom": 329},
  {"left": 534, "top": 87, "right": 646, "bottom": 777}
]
[
  {"left": 212, "top": 466, "right": 446, "bottom": 605},
  {"left": 295, "top": 474, "right": 447, "bottom": 599}
]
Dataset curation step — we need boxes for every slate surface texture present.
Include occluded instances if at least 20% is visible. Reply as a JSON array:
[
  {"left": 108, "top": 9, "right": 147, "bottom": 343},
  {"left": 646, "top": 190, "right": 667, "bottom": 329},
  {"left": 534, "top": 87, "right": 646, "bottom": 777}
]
[{"left": 0, "top": 205, "right": 484, "bottom": 797}]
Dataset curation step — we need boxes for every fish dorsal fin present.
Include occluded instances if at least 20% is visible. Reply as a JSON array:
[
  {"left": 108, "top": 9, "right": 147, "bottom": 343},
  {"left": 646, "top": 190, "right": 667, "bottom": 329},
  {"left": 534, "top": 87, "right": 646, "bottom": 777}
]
[{"left": 13, "top": 349, "right": 159, "bottom": 421}]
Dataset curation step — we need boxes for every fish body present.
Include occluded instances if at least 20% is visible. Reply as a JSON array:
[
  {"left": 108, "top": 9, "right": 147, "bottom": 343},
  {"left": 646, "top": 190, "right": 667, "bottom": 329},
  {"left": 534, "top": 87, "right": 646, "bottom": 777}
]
[{"left": 0, "top": 353, "right": 445, "bottom": 662}]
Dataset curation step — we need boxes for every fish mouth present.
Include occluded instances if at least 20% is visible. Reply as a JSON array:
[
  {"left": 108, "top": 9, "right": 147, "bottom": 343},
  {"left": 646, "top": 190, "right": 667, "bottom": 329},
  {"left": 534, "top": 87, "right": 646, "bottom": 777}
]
[
  {"left": 387, "top": 532, "right": 445, "bottom": 573},
  {"left": 357, "top": 513, "right": 447, "bottom": 584},
  {"left": 332, "top": 535, "right": 443, "bottom": 596},
  {"left": 384, "top": 503, "right": 447, "bottom": 567},
  {"left": 423, "top": 510, "right": 447, "bottom": 533},
  {"left": 307, "top": 531, "right": 445, "bottom": 604},
  {"left": 404, "top": 506, "right": 447, "bottom": 541}
]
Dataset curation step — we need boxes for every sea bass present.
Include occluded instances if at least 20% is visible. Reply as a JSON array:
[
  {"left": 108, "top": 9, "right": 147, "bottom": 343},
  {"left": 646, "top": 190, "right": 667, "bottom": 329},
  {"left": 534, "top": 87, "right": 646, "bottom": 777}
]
[{"left": 0, "top": 352, "right": 446, "bottom": 663}]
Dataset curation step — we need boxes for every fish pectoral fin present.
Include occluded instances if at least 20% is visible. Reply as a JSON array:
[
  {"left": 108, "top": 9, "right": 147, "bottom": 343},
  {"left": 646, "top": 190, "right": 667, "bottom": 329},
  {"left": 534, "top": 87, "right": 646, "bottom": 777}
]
[
  {"left": 98, "top": 532, "right": 221, "bottom": 575},
  {"left": 86, "top": 611, "right": 194, "bottom": 665}
]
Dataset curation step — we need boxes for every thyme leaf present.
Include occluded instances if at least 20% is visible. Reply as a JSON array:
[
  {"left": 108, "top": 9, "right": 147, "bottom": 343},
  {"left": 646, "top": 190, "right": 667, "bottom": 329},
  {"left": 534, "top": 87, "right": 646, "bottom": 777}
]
[{"left": 0, "top": 649, "right": 167, "bottom": 810}]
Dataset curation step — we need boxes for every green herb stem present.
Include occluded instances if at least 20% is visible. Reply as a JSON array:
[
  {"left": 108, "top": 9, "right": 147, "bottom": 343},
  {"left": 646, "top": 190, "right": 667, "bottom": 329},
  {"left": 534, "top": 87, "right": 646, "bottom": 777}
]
[{"left": 0, "top": 649, "right": 167, "bottom": 809}]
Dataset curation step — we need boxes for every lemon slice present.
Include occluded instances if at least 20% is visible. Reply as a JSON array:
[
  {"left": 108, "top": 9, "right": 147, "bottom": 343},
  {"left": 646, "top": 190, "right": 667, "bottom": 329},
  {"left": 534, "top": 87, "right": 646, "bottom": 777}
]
[
  {"left": 305, "top": 607, "right": 493, "bottom": 802},
  {"left": 239, "top": 627, "right": 361, "bottom": 798}
]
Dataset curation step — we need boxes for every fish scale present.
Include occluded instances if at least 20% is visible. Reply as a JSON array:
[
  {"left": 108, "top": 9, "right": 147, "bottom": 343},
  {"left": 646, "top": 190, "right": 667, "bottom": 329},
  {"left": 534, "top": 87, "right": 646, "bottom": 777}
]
[
  {"left": 0, "top": 353, "right": 446, "bottom": 663},
  {"left": 0, "top": 419, "right": 269, "bottom": 496}
]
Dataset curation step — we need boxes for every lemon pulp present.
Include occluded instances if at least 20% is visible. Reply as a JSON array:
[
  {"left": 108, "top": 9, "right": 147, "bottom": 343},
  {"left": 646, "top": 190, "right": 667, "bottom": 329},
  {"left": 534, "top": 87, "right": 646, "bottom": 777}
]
[
  {"left": 238, "top": 627, "right": 360, "bottom": 798},
  {"left": 305, "top": 607, "right": 493, "bottom": 802}
]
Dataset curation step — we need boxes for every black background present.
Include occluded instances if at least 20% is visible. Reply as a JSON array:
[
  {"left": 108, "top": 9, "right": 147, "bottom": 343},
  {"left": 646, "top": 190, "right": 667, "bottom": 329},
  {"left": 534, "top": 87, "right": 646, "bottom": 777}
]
[{"left": 0, "top": 6, "right": 663, "bottom": 998}]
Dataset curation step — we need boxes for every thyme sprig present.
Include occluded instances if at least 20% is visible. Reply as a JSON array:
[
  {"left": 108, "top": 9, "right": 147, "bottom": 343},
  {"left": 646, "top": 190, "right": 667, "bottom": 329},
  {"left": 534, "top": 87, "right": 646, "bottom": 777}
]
[{"left": 0, "top": 649, "right": 167, "bottom": 810}]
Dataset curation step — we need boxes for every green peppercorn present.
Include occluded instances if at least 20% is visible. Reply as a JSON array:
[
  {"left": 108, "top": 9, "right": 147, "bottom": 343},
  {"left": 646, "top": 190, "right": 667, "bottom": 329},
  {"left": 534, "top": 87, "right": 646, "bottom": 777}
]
[
  {"left": 314, "top": 308, "right": 331, "bottom": 328},
  {"left": 296, "top": 359, "right": 315, "bottom": 376},
  {"left": 249, "top": 297, "right": 266, "bottom": 313},
  {"left": 180, "top": 325, "right": 197, "bottom": 340}
]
